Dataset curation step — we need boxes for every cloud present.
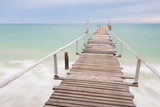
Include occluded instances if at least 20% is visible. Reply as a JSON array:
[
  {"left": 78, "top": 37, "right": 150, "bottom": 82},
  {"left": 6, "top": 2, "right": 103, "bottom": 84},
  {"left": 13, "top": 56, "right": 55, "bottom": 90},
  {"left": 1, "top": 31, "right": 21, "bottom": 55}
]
[
  {"left": 117, "top": 1, "right": 160, "bottom": 14},
  {"left": 0, "top": 0, "right": 139, "bottom": 10},
  {"left": 111, "top": 17, "right": 160, "bottom": 23},
  {"left": 0, "top": 0, "right": 160, "bottom": 23},
  {"left": 89, "top": 16, "right": 160, "bottom": 23}
]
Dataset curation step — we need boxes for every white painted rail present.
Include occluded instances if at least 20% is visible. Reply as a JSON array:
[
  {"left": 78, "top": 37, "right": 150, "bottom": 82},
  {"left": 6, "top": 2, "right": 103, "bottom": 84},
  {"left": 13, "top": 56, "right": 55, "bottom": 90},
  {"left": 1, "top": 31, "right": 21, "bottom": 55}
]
[
  {"left": 108, "top": 28, "right": 160, "bottom": 84},
  {"left": 0, "top": 28, "right": 96, "bottom": 88}
]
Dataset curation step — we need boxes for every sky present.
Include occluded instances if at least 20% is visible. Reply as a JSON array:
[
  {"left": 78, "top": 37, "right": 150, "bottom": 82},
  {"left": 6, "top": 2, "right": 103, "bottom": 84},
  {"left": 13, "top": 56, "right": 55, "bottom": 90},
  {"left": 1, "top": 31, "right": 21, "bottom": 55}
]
[{"left": 0, "top": 0, "right": 160, "bottom": 23}]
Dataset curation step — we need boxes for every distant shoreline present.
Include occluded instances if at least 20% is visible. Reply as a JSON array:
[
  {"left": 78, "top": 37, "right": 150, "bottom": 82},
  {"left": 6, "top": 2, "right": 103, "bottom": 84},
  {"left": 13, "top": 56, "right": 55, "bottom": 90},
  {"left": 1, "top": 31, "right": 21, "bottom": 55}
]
[{"left": 0, "top": 23, "right": 160, "bottom": 24}]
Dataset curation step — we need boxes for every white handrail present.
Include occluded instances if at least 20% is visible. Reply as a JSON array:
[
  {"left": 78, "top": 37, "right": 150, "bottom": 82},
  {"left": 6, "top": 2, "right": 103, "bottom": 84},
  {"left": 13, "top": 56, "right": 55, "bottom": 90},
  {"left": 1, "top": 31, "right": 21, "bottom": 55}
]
[
  {"left": 108, "top": 29, "right": 160, "bottom": 79},
  {"left": 0, "top": 28, "right": 96, "bottom": 88}
]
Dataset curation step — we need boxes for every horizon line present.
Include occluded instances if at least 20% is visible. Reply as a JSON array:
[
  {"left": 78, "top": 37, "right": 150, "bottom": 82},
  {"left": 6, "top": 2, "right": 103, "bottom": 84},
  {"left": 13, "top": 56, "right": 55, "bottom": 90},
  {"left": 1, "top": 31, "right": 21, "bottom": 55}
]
[{"left": 0, "top": 22, "right": 160, "bottom": 24}]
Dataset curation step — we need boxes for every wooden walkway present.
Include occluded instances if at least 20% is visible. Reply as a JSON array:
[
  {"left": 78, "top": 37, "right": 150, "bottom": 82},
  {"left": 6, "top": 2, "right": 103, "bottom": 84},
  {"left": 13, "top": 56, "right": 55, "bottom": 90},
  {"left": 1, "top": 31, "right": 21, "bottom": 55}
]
[{"left": 44, "top": 26, "right": 136, "bottom": 107}]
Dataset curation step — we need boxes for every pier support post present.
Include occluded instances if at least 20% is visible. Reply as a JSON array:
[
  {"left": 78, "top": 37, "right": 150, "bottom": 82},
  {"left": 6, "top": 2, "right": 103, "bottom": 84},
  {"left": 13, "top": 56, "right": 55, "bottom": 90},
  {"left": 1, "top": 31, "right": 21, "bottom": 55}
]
[
  {"left": 134, "top": 59, "right": 141, "bottom": 84},
  {"left": 65, "top": 52, "right": 69, "bottom": 70}
]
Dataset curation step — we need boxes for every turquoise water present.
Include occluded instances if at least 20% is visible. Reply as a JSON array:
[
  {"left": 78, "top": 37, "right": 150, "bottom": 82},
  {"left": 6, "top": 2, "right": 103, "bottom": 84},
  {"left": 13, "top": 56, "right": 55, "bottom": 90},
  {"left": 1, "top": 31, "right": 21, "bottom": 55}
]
[
  {"left": 0, "top": 23, "right": 160, "bottom": 107},
  {"left": 111, "top": 23, "right": 160, "bottom": 63},
  {"left": 0, "top": 24, "right": 91, "bottom": 61},
  {"left": 0, "top": 23, "right": 159, "bottom": 62}
]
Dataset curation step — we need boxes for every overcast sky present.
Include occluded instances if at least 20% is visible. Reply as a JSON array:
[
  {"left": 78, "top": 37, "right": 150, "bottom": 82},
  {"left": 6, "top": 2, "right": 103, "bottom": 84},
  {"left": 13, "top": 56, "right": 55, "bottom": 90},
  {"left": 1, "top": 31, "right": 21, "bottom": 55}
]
[{"left": 0, "top": 0, "right": 160, "bottom": 23}]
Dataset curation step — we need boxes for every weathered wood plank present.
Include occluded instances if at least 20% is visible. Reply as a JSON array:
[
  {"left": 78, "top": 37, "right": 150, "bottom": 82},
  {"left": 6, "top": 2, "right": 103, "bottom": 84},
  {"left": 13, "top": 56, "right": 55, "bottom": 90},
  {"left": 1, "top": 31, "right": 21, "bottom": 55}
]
[
  {"left": 83, "top": 48, "right": 115, "bottom": 54},
  {"left": 71, "top": 67, "right": 122, "bottom": 73},
  {"left": 54, "top": 89, "right": 133, "bottom": 101},
  {"left": 66, "top": 74, "right": 123, "bottom": 82},
  {"left": 47, "top": 98, "right": 123, "bottom": 107},
  {"left": 60, "top": 83, "right": 129, "bottom": 92},
  {"left": 73, "top": 63, "right": 123, "bottom": 69},
  {"left": 51, "top": 95, "right": 136, "bottom": 107},
  {"left": 46, "top": 100, "right": 89, "bottom": 107},
  {"left": 43, "top": 105, "right": 59, "bottom": 107},
  {"left": 63, "top": 78, "right": 133, "bottom": 86},
  {"left": 61, "top": 81, "right": 129, "bottom": 89},
  {"left": 52, "top": 92, "right": 133, "bottom": 103},
  {"left": 69, "top": 70, "right": 123, "bottom": 76},
  {"left": 53, "top": 86, "right": 133, "bottom": 97}
]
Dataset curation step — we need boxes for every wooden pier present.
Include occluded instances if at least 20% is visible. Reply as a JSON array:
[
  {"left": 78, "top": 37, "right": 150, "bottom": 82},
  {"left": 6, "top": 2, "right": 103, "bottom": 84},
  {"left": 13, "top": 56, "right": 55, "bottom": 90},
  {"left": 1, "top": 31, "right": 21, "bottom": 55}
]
[
  {"left": 44, "top": 26, "right": 136, "bottom": 107},
  {"left": 1, "top": 22, "right": 160, "bottom": 107}
]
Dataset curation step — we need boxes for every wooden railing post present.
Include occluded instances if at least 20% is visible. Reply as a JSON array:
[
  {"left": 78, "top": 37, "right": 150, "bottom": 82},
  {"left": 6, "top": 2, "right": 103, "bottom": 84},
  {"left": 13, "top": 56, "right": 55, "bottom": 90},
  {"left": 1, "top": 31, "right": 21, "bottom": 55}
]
[
  {"left": 76, "top": 40, "right": 78, "bottom": 55},
  {"left": 114, "top": 36, "right": 116, "bottom": 45},
  {"left": 97, "top": 25, "right": 99, "bottom": 30},
  {"left": 118, "top": 42, "right": 123, "bottom": 57},
  {"left": 134, "top": 59, "right": 141, "bottom": 84},
  {"left": 84, "top": 35, "right": 86, "bottom": 45},
  {"left": 108, "top": 20, "right": 111, "bottom": 30},
  {"left": 88, "top": 32, "right": 90, "bottom": 40},
  {"left": 85, "top": 20, "right": 89, "bottom": 33},
  {"left": 54, "top": 54, "right": 58, "bottom": 79}
]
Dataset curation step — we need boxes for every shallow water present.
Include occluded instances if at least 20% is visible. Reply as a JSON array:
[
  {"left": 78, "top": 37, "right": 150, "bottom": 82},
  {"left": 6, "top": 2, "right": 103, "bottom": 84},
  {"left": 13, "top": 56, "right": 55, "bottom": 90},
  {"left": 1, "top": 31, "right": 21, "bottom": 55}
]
[{"left": 0, "top": 23, "right": 160, "bottom": 107}]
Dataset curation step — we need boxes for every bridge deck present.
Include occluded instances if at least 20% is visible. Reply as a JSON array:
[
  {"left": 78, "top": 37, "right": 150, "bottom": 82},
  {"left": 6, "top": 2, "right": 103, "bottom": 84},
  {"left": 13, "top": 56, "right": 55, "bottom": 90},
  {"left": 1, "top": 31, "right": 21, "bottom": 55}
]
[{"left": 43, "top": 26, "right": 136, "bottom": 107}]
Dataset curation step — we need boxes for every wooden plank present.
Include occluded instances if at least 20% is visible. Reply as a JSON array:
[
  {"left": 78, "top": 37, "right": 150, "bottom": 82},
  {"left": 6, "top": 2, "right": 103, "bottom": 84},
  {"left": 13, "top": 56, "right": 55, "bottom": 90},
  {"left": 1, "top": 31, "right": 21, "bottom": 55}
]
[
  {"left": 61, "top": 81, "right": 129, "bottom": 89},
  {"left": 80, "top": 52, "right": 115, "bottom": 56},
  {"left": 48, "top": 98, "right": 123, "bottom": 107},
  {"left": 85, "top": 44, "right": 113, "bottom": 47},
  {"left": 54, "top": 89, "right": 133, "bottom": 101},
  {"left": 89, "top": 38, "right": 112, "bottom": 41},
  {"left": 51, "top": 94, "right": 136, "bottom": 107},
  {"left": 84, "top": 47, "right": 113, "bottom": 51},
  {"left": 46, "top": 100, "right": 88, "bottom": 107},
  {"left": 60, "top": 83, "right": 129, "bottom": 92},
  {"left": 67, "top": 72, "right": 123, "bottom": 77},
  {"left": 76, "top": 58, "right": 119, "bottom": 63},
  {"left": 83, "top": 48, "right": 115, "bottom": 54},
  {"left": 70, "top": 69, "right": 122, "bottom": 75},
  {"left": 67, "top": 72, "right": 133, "bottom": 80},
  {"left": 52, "top": 91, "right": 133, "bottom": 103},
  {"left": 71, "top": 67, "right": 122, "bottom": 73},
  {"left": 85, "top": 45, "right": 114, "bottom": 49},
  {"left": 66, "top": 74, "right": 123, "bottom": 82},
  {"left": 69, "top": 70, "right": 123, "bottom": 75},
  {"left": 73, "top": 63, "right": 123, "bottom": 69},
  {"left": 87, "top": 41, "right": 113, "bottom": 45},
  {"left": 43, "top": 105, "right": 59, "bottom": 107},
  {"left": 53, "top": 86, "right": 133, "bottom": 97},
  {"left": 63, "top": 78, "right": 133, "bottom": 86}
]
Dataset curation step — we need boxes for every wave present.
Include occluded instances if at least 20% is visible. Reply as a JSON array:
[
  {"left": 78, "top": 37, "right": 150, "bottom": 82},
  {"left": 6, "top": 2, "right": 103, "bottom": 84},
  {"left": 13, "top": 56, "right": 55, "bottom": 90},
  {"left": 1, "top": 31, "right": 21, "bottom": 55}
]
[{"left": 0, "top": 60, "right": 160, "bottom": 107}]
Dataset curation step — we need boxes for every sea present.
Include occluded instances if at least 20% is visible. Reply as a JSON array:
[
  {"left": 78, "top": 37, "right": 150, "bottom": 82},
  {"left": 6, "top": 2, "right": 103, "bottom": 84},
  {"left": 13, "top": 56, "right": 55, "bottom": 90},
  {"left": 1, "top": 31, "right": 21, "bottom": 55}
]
[{"left": 0, "top": 23, "right": 160, "bottom": 107}]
